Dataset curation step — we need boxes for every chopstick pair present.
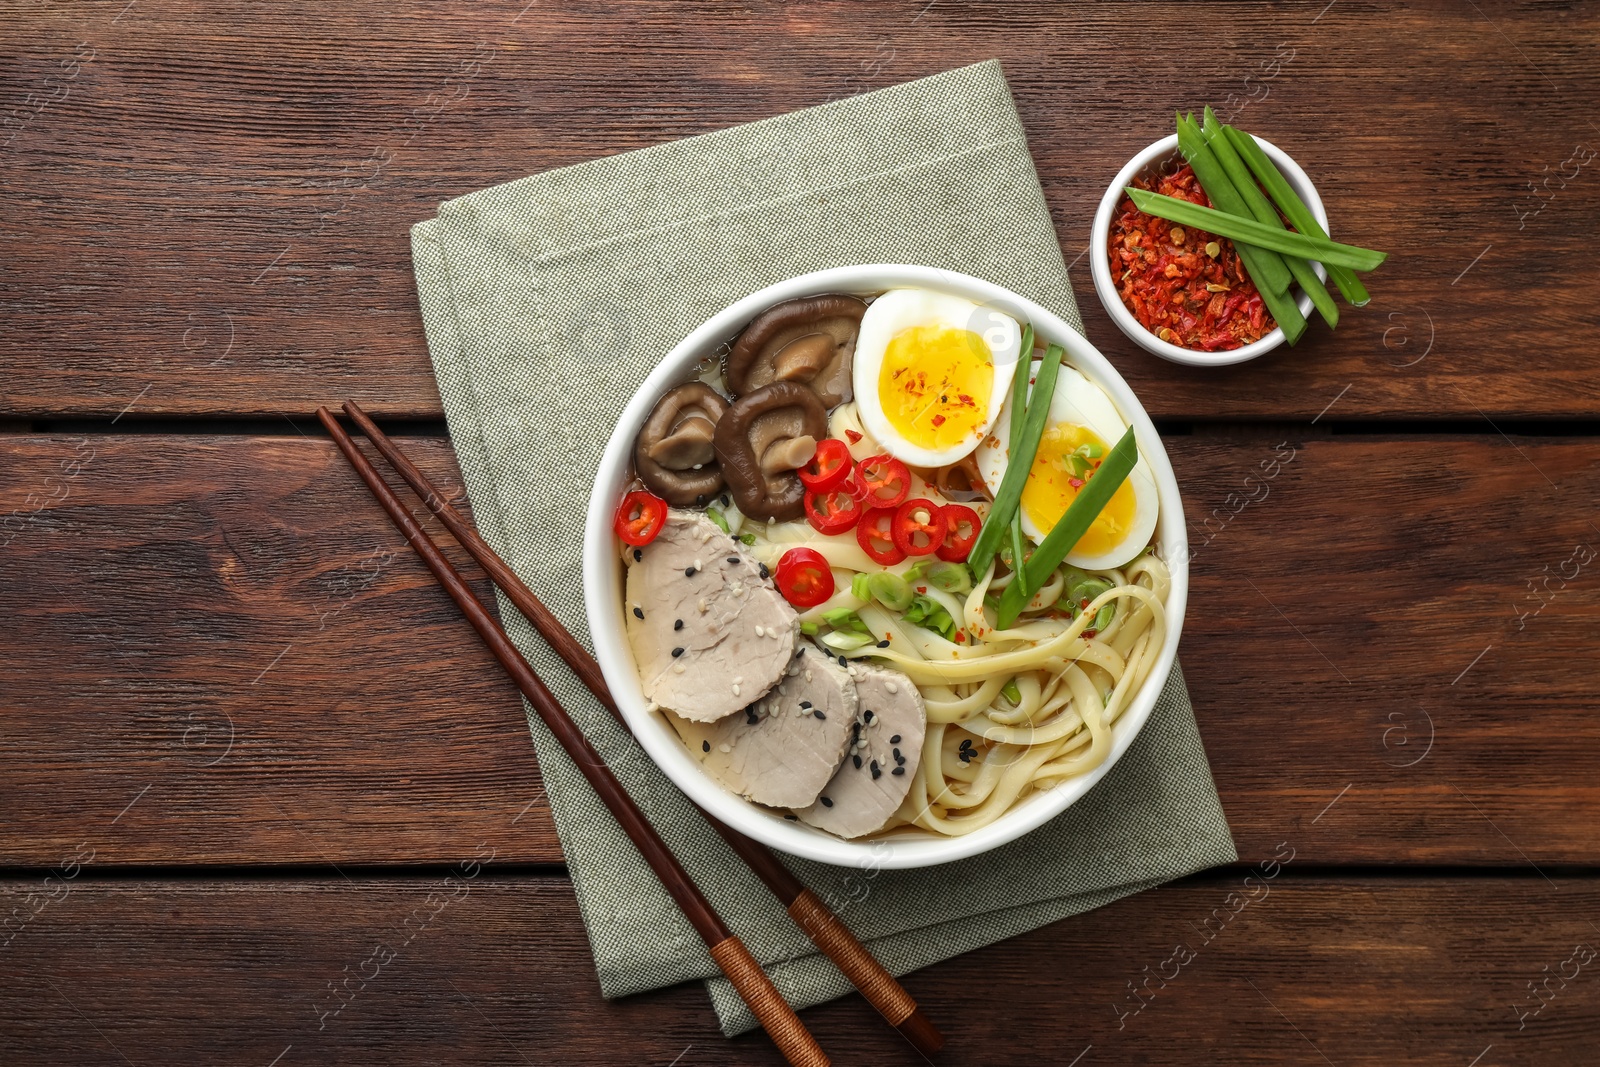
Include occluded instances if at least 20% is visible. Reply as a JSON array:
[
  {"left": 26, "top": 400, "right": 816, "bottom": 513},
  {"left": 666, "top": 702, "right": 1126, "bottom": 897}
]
[{"left": 317, "top": 402, "right": 944, "bottom": 1063}]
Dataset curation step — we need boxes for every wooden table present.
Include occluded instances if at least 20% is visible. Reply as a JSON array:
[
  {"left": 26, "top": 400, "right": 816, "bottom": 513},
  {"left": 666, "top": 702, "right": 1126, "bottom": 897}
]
[{"left": 4, "top": 2, "right": 1597, "bottom": 1062}]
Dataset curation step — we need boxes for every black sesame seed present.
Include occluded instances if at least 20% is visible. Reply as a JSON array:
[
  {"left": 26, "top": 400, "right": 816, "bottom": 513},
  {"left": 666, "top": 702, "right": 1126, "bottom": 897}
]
[
  {"left": 892, "top": 766, "right": 905, "bottom": 776},
  {"left": 673, "top": 618, "right": 684, "bottom": 631},
  {"left": 684, "top": 566, "right": 697, "bottom": 577},
  {"left": 876, "top": 640, "right": 890, "bottom": 648},
  {"left": 819, "top": 796, "right": 834, "bottom": 808},
  {"left": 632, "top": 606, "right": 644, "bottom": 620},
  {"left": 864, "top": 710, "right": 875, "bottom": 723},
  {"left": 759, "top": 563, "right": 770, "bottom": 580},
  {"left": 719, "top": 494, "right": 730, "bottom": 507},
  {"left": 939, "top": 394, "right": 948, "bottom": 402},
  {"left": 702, "top": 740, "right": 710, "bottom": 752},
  {"left": 890, "top": 734, "right": 902, "bottom": 744},
  {"left": 893, "top": 747, "right": 903, "bottom": 760},
  {"left": 800, "top": 700, "right": 812, "bottom": 709},
  {"left": 671, "top": 647, "right": 685, "bottom": 658},
  {"left": 695, "top": 493, "right": 706, "bottom": 506},
  {"left": 632, "top": 549, "right": 642, "bottom": 562},
  {"left": 870, "top": 759, "right": 879, "bottom": 773},
  {"left": 813, "top": 709, "right": 826, "bottom": 720},
  {"left": 784, "top": 814, "right": 798, "bottom": 821},
  {"left": 871, "top": 766, "right": 882, "bottom": 780},
  {"left": 726, "top": 556, "right": 739, "bottom": 565},
  {"left": 853, "top": 755, "right": 863, "bottom": 769}
]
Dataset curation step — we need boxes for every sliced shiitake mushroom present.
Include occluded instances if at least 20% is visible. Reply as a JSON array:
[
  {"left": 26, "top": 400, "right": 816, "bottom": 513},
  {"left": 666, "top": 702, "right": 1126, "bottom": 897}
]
[
  {"left": 634, "top": 382, "right": 729, "bottom": 507},
  {"left": 724, "top": 294, "right": 868, "bottom": 408},
  {"left": 713, "top": 381, "right": 829, "bottom": 523}
]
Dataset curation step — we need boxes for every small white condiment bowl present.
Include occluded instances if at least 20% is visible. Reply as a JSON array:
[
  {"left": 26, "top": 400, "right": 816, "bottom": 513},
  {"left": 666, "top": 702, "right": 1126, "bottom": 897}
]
[
  {"left": 1090, "top": 133, "right": 1329, "bottom": 367},
  {"left": 584, "top": 265, "right": 1188, "bottom": 869}
]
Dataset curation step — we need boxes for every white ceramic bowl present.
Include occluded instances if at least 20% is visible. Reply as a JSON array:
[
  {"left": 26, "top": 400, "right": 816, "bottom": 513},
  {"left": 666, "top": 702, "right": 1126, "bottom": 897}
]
[
  {"left": 1090, "top": 134, "right": 1329, "bottom": 367},
  {"left": 584, "top": 265, "right": 1189, "bottom": 868}
]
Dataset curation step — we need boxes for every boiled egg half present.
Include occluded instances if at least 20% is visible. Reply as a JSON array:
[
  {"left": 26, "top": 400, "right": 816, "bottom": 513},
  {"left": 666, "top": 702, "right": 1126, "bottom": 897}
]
[
  {"left": 975, "top": 362, "right": 1159, "bottom": 572},
  {"left": 851, "top": 290, "right": 1021, "bottom": 469}
]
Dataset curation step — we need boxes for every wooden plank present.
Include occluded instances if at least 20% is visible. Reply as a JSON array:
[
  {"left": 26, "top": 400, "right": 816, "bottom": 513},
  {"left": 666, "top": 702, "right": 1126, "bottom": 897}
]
[
  {"left": 2, "top": 873, "right": 1595, "bottom": 1064},
  {"left": 2, "top": 432, "right": 1596, "bottom": 867},
  {"left": 2, "top": 1, "right": 1596, "bottom": 419},
  {"left": 0, "top": 433, "right": 556, "bottom": 865}
]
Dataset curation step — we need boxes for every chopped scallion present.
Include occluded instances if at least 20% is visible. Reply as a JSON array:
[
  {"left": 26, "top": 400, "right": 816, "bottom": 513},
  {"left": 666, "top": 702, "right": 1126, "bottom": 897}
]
[
  {"left": 1201, "top": 107, "right": 1337, "bottom": 329},
  {"left": 1222, "top": 123, "right": 1372, "bottom": 307},
  {"left": 996, "top": 426, "right": 1139, "bottom": 628},
  {"left": 865, "top": 570, "right": 915, "bottom": 612},
  {"left": 1124, "top": 187, "right": 1387, "bottom": 272},
  {"left": 967, "top": 333, "right": 1063, "bottom": 577}
]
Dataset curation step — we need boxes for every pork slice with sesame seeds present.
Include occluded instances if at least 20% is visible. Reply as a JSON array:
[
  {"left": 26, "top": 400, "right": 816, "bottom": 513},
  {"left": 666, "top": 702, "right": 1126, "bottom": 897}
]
[
  {"left": 668, "top": 644, "right": 855, "bottom": 808},
  {"left": 793, "top": 663, "right": 925, "bottom": 838},
  {"left": 624, "top": 509, "right": 797, "bottom": 722}
]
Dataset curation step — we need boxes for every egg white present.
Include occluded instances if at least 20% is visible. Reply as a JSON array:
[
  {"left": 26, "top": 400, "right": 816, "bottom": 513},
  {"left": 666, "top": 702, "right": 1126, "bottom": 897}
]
[
  {"left": 851, "top": 290, "right": 1020, "bottom": 469},
  {"left": 975, "top": 362, "right": 1159, "bottom": 571}
]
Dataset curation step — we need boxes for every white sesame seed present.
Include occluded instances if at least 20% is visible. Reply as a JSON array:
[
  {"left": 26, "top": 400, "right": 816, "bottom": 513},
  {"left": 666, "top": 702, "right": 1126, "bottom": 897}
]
[
  {"left": 754, "top": 625, "right": 765, "bottom": 637},
  {"left": 694, "top": 559, "right": 703, "bottom": 570},
  {"left": 805, "top": 670, "right": 813, "bottom": 682},
  {"left": 673, "top": 664, "right": 685, "bottom": 674},
  {"left": 718, "top": 743, "right": 731, "bottom": 753},
  {"left": 733, "top": 676, "right": 744, "bottom": 686},
  {"left": 885, "top": 682, "right": 899, "bottom": 694},
  {"left": 732, "top": 684, "right": 741, "bottom": 697}
]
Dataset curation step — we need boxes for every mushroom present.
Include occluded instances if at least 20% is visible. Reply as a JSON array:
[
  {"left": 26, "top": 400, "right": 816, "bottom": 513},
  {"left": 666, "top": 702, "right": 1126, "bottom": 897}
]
[
  {"left": 634, "top": 382, "right": 729, "bottom": 507},
  {"left": 724, "top": 294, "right": 868, "bottom": 408},
  {"left": 713, "top": 381, "right": 829, "bottom": 523}
]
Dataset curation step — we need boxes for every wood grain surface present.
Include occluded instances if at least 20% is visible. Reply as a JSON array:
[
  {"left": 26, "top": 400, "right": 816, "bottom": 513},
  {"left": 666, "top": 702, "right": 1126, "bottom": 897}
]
[
  {"left": 5, "top": 2, "right": 1598, "bottom": 1064},
  {"left": 4, "top": 874, "right": 1596, "bottom": 1065},
  {"left": 3, "top": 0, "right": 1598, "bottom": 420},
  {"left": 2, "top": 433, "right": 1595, "bottom": 867}
]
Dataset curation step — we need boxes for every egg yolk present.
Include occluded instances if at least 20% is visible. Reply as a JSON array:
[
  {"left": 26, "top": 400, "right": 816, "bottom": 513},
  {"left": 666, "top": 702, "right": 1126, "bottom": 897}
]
[
  {"left": 1021, "top": 423, "right": 1136, "bottom": 559},
  {"left": 877, "top": 325, "right": 993, "bottom": 451}
]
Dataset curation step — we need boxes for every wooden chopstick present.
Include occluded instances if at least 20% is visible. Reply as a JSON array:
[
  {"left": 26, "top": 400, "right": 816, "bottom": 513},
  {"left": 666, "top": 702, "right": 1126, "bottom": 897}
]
[
  {"left": 341, "top": 400, "right": 945, "bottom": 1058},
  {"left": 315, "top": 407, "right": 830, "bottom": 1067}
]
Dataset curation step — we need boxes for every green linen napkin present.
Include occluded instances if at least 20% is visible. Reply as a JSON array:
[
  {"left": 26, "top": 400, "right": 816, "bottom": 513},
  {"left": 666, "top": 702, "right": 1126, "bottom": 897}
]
[{"left": 409, "top": 59, "right": 1235, "bottom": 1035}]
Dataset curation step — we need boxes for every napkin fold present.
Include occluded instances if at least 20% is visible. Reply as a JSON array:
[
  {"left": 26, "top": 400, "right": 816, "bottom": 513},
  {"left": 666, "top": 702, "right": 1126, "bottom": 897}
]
[{"left": 410, "top": 59, "right": 1235, "bottom": 1034}]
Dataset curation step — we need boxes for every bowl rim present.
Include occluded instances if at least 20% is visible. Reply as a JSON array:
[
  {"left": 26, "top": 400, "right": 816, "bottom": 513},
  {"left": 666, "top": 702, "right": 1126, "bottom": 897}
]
[
  {"left": 583, "top": 264, "right": 1189, "bottom": 869},
  {"left": 1089, "top": 133, "right": 1330, "bottom": 367}
]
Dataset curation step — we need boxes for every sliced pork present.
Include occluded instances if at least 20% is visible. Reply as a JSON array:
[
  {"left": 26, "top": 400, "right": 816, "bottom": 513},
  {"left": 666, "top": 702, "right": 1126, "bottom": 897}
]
[
  {"left": 794, "top": 662, "right": 926, "bottom": 838},
  {"left": 623, "top": 509, "right": 797, "bottom": 722},
  {"left": 671, "top": 644, "right": 856, "bottom": 809}
]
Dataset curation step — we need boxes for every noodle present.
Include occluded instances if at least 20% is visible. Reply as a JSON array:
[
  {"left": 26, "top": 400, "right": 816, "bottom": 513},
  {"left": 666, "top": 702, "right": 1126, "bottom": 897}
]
[
  {"left": 652, "top": 383, "right": 1172, "bottom": 840},
  {"left": 884, "top": 556, "right": 1169, "bottom": 836},
  {"left": 746, "top": 501, "right": 1171, "bottom": 839}
]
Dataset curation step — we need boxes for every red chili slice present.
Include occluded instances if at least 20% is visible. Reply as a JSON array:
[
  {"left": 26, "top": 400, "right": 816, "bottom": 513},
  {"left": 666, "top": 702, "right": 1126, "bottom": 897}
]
[
  {"left": 892, "top": 498, "right": 947, "bottom": 557},
  {"left": 804, "top": 485, "right": 862, "bottom": 535},
  {"left": 856, "top": 508, "right": 906, "bottom": 566},
  {"left": 774, "top": 547, "right": 834, "bottom": 608},
  {"left": 854, "top": 454, "right": 911, "bottom": 509},
  {"left": 935, "top": 504, "right": 981, "bottom": 563},
  {"left": 614, "top": 490, "right": 668, "bottom": 547},
  {"left": 797, "top": 438, "right": 853, "bottom": 492}
]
